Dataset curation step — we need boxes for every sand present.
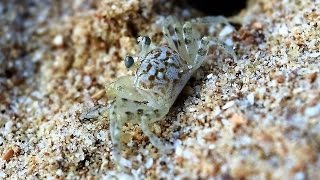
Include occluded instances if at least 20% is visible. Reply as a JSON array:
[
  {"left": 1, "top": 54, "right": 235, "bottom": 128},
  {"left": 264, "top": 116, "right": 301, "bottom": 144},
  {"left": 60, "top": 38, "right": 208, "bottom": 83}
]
[{"left": 1, "top": 0, "right": 319, "bottom": 179}]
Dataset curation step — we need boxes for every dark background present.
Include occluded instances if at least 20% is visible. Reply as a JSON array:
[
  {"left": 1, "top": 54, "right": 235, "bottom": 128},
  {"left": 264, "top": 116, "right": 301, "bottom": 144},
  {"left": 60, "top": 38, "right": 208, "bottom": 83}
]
[{"left": 187, "top": 0, "right": 247, "bottom": 16}]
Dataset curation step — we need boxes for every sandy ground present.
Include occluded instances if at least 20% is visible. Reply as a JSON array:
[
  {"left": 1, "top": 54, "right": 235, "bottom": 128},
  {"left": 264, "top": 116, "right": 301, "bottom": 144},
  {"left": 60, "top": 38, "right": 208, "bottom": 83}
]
[{"left": 1, "top": 0, "right": 320, "bottom": 179}]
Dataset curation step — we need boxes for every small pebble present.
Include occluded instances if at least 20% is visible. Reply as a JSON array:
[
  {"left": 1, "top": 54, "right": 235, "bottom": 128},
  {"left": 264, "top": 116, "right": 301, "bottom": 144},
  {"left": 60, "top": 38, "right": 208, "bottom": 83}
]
[
  {"left": 247, "top": 93, "right": 255, "bottom": 105},
  {"left": 2, "top": 149, "right": 14, "bottom": 161},
  {"left": 52, "top": 35, "right": 64, "bottom": 47}
]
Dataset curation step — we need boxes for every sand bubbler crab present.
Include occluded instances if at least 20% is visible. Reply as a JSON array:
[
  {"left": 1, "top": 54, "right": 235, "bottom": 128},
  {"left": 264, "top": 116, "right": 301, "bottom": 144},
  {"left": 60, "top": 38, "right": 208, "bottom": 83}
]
[{"left": 80, "top": 16, "right": 237, "bottom": 168}]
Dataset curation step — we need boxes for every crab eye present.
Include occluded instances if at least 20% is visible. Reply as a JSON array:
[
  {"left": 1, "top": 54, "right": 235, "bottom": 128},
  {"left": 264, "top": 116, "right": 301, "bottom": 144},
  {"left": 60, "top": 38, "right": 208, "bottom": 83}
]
[
  {"left": 124, "top": 56, "right": 134, "bottom": 68},
  {"left": 143, "top": 36, "right": 151, "bottom": 46}
]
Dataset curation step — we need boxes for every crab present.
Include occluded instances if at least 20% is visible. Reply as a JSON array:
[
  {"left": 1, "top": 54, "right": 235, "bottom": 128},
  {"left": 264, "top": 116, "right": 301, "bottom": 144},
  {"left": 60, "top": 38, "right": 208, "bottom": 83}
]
[{"left": 80, "top": 16, "right": 237, "bottom": 168}]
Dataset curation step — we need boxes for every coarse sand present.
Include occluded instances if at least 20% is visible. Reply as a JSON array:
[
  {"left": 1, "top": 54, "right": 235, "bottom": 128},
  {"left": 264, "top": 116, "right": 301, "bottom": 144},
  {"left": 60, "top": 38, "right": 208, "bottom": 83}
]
[{"left": 0, "top": 0, "right": 319, "bottom": 179}]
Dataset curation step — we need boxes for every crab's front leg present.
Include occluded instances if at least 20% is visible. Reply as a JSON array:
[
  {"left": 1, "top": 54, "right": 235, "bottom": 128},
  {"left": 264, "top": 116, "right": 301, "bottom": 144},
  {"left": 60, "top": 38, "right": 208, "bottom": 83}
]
[
  {"left": 109, "top": 76, "right": 175, "bottom": 152},
  {"left": 79, "top": 104, "right": 109, "bottom": 121},
  {"left": 106, "top": 76, "right": 145, "bottom": 101},
  {"left": 140, "top": 113, "right": 175, "bottom": 152},
  {"left": 79, "top": 76, "right": 143, "bottom": 121},
  {"left": 106, "top": 76, "right": 147, "bottom": 169},
  {"left": 108, "top": 102, "right": 132, "bottom": 169}
]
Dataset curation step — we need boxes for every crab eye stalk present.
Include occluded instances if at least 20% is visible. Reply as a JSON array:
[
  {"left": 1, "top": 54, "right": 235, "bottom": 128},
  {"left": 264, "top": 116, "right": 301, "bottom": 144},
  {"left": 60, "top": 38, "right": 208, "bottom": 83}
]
[
  {"left": 124, "top": 56, "right": 134, "bottom": 68},
  {"left": 143, "top": 36, "right": 151, "bottom": 46}
]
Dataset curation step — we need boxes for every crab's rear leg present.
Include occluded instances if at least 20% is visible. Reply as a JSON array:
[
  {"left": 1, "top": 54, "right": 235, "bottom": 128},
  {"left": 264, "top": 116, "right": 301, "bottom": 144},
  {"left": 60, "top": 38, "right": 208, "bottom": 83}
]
[
  {"left": 193, "top": 37, "right": 210, "bottom": 70},
  {"left": 192, "top": 36, "right": 237, "bottom": 70},
  {"left": 172, "top": 22, "right": 190, "bottom": 62},
  {"left": 182, "top": 22, "right": 199, "bottom": 62},
  {"left": 162, "top": 17, "right": 179, "bottom": 52},
  {"left": 163, "top": 17, "right": 192, "bottom": 62},
  {"left": 189, "top": 16, "right": 232, "bottom": 28},
  {"left": 207, "top": 36, "right": 237, "bottom": 60}
]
